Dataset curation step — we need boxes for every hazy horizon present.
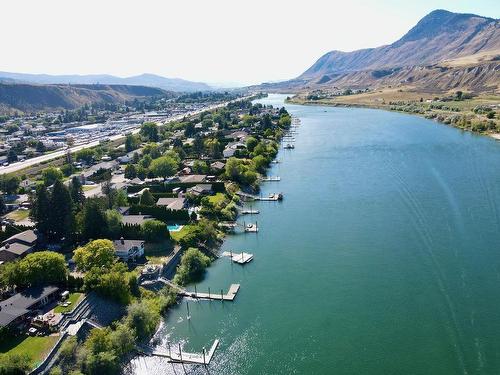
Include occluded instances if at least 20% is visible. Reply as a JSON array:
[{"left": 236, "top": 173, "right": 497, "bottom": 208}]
[{"left": 1, "top": 0, "right": 498, "bottom": 86}]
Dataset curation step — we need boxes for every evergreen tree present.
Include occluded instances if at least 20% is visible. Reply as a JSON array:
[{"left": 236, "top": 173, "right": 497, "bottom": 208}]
[
  {"left": 49, "top": 180, "right": 74, "bottom": 241},
  {"left": 69, "top": 176, "right": 85, "bottom": 207},
  {"left": 30, "top": 185, "right": 51, "bottom": 238},
  {"left": 81, "top": 200, "right": 109, "bottom": 240}
]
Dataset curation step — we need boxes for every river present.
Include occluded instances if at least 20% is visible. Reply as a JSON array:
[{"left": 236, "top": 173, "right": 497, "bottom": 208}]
[{"left": 130, "top": 94, "right": 500, "bottom": 375}]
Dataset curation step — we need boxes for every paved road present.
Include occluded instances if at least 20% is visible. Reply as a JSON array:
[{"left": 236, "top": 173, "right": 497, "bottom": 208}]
[{"left": 0, "top": 97, "right": 250, "bottom": 175}]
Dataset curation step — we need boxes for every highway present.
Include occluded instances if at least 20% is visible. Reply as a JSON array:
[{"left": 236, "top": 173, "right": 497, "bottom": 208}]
[{"left": 0, "top": 96, "right": 251, "bottom": 175}]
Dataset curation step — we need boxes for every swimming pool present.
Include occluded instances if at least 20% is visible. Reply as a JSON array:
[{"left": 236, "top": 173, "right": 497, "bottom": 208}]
[{"left": 167, "top": 224, "right": 183, "bottom": 232}]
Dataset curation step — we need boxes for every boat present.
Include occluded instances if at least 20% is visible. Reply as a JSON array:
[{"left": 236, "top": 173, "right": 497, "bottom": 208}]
[{"left": 284, "top": 143, "right": 295, "bottom": 149}]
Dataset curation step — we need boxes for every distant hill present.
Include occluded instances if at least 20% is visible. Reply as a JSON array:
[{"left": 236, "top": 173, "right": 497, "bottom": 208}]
[
  {"left": 0, "top": 83, "right": 170, "bottom": 113},
  {"left": 0, "top": 72, "right": 212, "bottom": 92},
  {"left": 279, "top": 10, "right": 500, "bottom": 93}
]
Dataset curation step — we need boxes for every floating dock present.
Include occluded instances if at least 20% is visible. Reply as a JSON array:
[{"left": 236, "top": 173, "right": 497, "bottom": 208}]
[
  {"left": 240, "top": 209, "right": 259, "bottom": 214},
  {"left": 244, "top": 223, "right": 259, "bottom": 232},
  {"left": 148, "top": 339, "right": 220, "bottom": 365},
  {"left": 222, "top": 251, "right": 254, "bottom": 264},
  {"left": 261, "top": 176, "right": 281, "bottom": 182},
  {"left": 182, "top": 284, "right": 240, "bottom": 301},
  {"left": 255, "top": 193, "right": 283, "bottom": 201},
  {"left": 157, "top": 278, "right": 240, "bottom": 301}
]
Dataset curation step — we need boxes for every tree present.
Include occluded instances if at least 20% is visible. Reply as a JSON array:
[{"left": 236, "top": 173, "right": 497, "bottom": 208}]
[
  {"left": 48, "top": 180, "right": 74, "bottom": 241},
  {"left": 111, "top": 189, "right": 128, "bottom": 208},
  {"left": 1, "top": 251, "right": 68, "bottom": 287},
  {"left": 140, "top": 122, "right": 158, "bottom": 142},
  {"left": 80, "top": 200, "right": 109, "bottom": 240},
  {"left": 7, "top": 150, "right": 17, "bottom": 163},
  {"left": 0, "top": 196, "right": 6, "bottom": 216},
  {"left": 149, "top": 156, "right": 178, "bottom": 178},
  {"left": 69, "top": 177, "right": 85, "bottom": 207},
  {"left": 173, "top": 248, "right": 211, "bottom": 286},
  {"left": 0, "top": 353, "right": 31, "bottom": 374},
  {"left": 42, "top": 167, "right": 63, "bottom": 186},
  {"left": 246, "top": 136, "right": 258, "bottom": 152},
  {"left": 36, "top": 141, "right": 46, "bottom": 153},
  {"left": 139, "top": 189, "right": 155, "bottom": 206},
  {"left": 75, "top": 148, "right": 95, "bottom": 164},
  {"left": 124, "top": 164, "right": 136, "bottom": 180},
  {"left": 142, "top": 220, "right": 169, "bottom": 242},
  {"left": 105, "top": 210, "right": 122, "bottom": 238},
  {"left": 126, "top": 301, "right": 159, "bottom": 339},
  {"left": 0, "top": 175, "right": 20, "bottom": 195},
  {"left": 125, "top": 134, "right": 140, "bottom": 152},
  {"left": 31, "top": 185, "right": 51, "bottom": 237},
  {"left": 73, "top": 239, "right": 115, "bottom": 271},
  {"left": 204, "top": 138, "right": 220, "bottom": 158}
]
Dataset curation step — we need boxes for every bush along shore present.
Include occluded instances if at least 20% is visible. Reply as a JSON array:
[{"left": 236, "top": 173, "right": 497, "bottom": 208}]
[
  {"left": 0, "top": 94, "right": 294, "bottom": 374},
  {"left": 287, "top": 90, "right": 500, "bottom": 137}
]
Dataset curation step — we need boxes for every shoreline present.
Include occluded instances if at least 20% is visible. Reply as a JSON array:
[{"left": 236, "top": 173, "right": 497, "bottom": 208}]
[{"left": 286, "top": 97, "right": 500, "bottom": 141}]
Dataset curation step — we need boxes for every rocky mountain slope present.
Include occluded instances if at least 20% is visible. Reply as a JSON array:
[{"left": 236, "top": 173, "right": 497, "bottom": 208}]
[{"left": 290, "top": 10, "right": 499, "bottom": 93}]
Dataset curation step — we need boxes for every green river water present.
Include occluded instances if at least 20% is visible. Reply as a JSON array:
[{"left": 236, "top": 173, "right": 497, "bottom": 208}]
[{"left": 130, "top": 94, "right": 500, "bottom": 375}]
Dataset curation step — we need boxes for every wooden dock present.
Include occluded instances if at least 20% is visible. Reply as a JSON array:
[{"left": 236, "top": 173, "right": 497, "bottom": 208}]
[
  {"left": 222, "top": 251, "right": 254, "bottom": 264},
  {"left": 157, "top": 278, "right": 240, "bottom": 301},
  {"left": 255, "top": 193, "right": 283, "bottom": 201},
  {"left": 148, "top": 339, "right": 220, "bottom": 365},
  {"left": 182, "top": 284, "right": 240, "bottom": 301}
]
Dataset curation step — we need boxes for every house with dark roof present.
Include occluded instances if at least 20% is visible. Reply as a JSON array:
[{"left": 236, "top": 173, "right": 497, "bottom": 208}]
[
  {"left": 113, "top": 238, "right": 144, "bottom": 262},
  {"left": 0, "top": 286, "right": 59, "bottom": 329},
  {"left": 0, "top": 230, "right": 38, "bottom": 263}
]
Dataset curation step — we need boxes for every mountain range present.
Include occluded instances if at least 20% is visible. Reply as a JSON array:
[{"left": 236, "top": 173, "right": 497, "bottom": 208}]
[
  {"left": 0, "top": 84, "right": 170, "bottom": 113},
  {"left": 272, "top": 10, "right": 499, "bottom": 93},
  {"left": 0, "top": 72, "right": 211, "bottom": 92}
]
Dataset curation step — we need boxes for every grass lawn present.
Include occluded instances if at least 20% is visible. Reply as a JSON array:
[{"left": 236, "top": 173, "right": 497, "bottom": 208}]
[
  {"left": 82, "top": 185, "right": 97, "bottom": 191},
  {"left": 208, "top": 192, "right": 226, "bottom": 205},
  {"left": 0, "top": 334, "right": 59, "bottom": 369},
  {"left": 53, "top": 292, "right": 83, "bottom": 313},
  {"left": 170, "top": 224, "right": 197, "bottom": 242},
  {"left": 145, "top": 240, "right": 174, "bottom": 263},
  {"left": 6, "top": 209, "right": 30, "bottom": 221}
]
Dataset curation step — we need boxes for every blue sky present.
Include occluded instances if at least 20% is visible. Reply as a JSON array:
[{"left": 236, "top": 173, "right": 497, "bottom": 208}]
[{"left": 0, "top": 0, "right": 497, "bottom": 85}]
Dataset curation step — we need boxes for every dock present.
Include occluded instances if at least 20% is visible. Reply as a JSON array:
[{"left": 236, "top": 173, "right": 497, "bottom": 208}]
[
  {"left": 240, "top": 209, "right": 259, "bottom": 214},
  {"left": 147, "top": 339, "right": 220, "bottom": 365},
  {"left": 182, "top": 284, "right": 240, "bottom": 301},
  {"left": 244, "top": 223, "right": 259, "bottom": 232},
  {"left": 157, "top": 278, "right": 241, "bottom": 301},
  {"left": 255, "top": 193, "right": 283, "bottom": 201},
  {"left": 222, "top": 251, "right": 254, "bottom": 264},
  {"left": 261, "top": 176, "right": 281, "bottom": 182}
]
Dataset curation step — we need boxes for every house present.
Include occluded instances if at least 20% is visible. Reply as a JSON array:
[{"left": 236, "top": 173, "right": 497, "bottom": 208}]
[
  {"left": 178, "top": 174, "right": 207, "bottom": 184},
  {"left": 0, "top": 230, "right": 38, "bottom": 263},
  {"left": 0, "top": 286, "right": 60, "bottom": 329},
  {"left": 121, "top": 215, "right": 152, "bottom": 226},
  {"left": 187, "top": 184, "right": 213, "bottom": 196},
  {"left": 117, "top": 206, "right": 130, "bottom": 215},
  {"left": 156, "top": 197, "right": 187, "bottom": 211},
  {"left": 223, "top": 147, "right": 236, "bottom": 158},
  {"left": 113, "top": 238, "right": 145, "bottom": 262},
  {"left": 210, "top": 161, "right": 225, "bottom": 171}
]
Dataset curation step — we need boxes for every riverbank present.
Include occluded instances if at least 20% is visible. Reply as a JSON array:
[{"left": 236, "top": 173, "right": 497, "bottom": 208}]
[{"left": 287, "top": 90, "right": 500, "bottom": 139}]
